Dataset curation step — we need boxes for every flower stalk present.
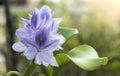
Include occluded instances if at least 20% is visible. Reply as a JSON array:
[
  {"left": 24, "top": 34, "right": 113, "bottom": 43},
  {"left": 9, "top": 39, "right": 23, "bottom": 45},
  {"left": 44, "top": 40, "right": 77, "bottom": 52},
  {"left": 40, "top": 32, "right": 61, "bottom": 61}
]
[{"left": 23, "top": 61, "right": 37, "bottom": 76}]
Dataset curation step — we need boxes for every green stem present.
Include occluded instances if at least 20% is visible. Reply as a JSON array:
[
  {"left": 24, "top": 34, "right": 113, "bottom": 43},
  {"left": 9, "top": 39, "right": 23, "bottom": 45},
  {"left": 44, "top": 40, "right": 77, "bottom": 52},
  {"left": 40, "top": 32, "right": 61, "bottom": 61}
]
[
  {"left": 41, "top": 65, "right": 53, "bottom": 76},
  {"left": 52, "top": 66, "right": 63, "bottom": 76},
  {"left": 41, "top": 65, "right": 62, "bottom": 76},
  {"left": 23, "top": 61, "right": 37, "bottom": 76}
]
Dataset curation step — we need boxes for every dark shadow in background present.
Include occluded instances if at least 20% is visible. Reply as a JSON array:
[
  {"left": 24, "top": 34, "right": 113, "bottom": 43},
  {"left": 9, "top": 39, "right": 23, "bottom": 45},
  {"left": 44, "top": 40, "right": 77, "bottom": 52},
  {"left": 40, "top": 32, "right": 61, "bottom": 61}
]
[{"left": 3, "top": 0, "right": 17, "bottom": 71}]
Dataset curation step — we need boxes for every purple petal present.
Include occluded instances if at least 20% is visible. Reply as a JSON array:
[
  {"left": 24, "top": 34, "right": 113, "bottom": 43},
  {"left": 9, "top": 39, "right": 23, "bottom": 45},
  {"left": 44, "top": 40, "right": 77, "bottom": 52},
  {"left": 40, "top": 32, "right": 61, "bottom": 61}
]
[
  {"left": 23, "top": 47, "right": 37, "bottom": 60},
  {"left": 39, "top": 5, "right": 51, "bottom": 21},
  {"left": 52, "top": 33, "right": 65, "bottom": 45},
  {"left": 35, "top": 52, "right": 42, "bottom": 65},
  {"left": 21, "top": 38, "right": 36, "bottom": 48},
  {"left": 21, "top": 18, "right": 30, "bottom": 27},
  {"left": 16, "top": 28, "right": 30, "bottom": 39},
  {"left": 12, "top": 42, "right": 27, "bottom": 52},
  {"left": 41, "top": 51, "right": 58, "bottom": 66},
  {"left": 50, "top": 57, "right": 58, "bottom": 67},
  {"left": 50, "top": 18, "right": 62, "bottom": 32},
  {"left": 42, "top": 40, "right": 59, "bottom": 52},
  {"left": 48, "top": 33, "right": 66, "bottom": 50},
  {"left": 54, "top": 18, "right": 62, "bottom": 24},
  {"left": 35, "top": 51, "right": 58, "bottom": 66},
  {"left": 31, "top": 8, "right": 39, "bottom": 27},
  {"left": 35, "top": 30, "right": 47, "bottom": 47}
]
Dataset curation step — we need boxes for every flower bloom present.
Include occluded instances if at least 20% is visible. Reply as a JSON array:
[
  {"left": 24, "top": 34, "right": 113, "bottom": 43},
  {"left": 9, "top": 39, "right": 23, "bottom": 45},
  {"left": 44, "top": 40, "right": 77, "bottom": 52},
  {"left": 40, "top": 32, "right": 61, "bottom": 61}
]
[{"left": 12, "top": 5, "right": 65, "bottom": 67}]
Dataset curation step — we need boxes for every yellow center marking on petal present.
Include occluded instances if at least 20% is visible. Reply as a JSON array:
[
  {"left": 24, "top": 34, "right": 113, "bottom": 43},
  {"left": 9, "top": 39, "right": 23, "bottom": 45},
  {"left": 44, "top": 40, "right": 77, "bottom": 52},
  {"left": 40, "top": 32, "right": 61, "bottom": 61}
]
[
  {"left": 44, "top": 15, "right": 46, "bottom": 19},
  {"left": 40, "top": 37, "right": 43, "bottom": 42}
]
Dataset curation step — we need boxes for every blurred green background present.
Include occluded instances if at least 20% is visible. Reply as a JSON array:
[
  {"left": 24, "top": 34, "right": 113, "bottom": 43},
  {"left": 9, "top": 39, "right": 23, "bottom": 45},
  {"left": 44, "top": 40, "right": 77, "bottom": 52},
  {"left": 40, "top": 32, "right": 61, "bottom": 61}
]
[{"left": 0, "top": 0, "right": 120, "bottom": 76}]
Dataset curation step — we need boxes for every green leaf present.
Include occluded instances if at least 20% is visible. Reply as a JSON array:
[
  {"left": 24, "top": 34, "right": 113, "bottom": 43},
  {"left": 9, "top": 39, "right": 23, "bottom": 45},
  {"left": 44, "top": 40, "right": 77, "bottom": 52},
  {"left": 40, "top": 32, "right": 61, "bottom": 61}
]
[
  {"left": 67, "top": 45, "right": 108, "bottom": 71},
  {"left": 56, "top": 53, "right": 70, "bottom": 66},
  {"left": 56, "top": 45, "right": 108, "bottom": 71},
  {"left": 6, "top": 71, "right": 19, "bottom": 76},
  {"left": 58, "top": 27, "right": 79, "bottom": 39}
]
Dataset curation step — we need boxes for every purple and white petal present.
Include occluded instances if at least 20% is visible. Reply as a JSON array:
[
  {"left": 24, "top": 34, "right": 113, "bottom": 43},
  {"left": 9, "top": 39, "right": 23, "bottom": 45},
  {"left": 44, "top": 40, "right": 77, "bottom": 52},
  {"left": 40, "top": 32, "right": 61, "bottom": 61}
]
[
  {"left": 12, "top": 42, "right": 27, "bottom": 52},
  {"left": 31, "top": 8, "right": 39, "bottom": 27},
  {"left": 16, "top": 28, "right": 29, "bottom": 39},
  {"left": 35, "top": 52, "right": 42, "bottom": 65},
  {"left": 35, "top": 51, "right": 57, "bottom": 67},
  {"left": 50, "top": 18, "right": 62, "bottom": 32},
  {"left": 42, "top": 40, "right": 59, "bottom": 52},
  {"left": 23, "top": 47, "right": 37, "bottom": 60},
  {"left": 50, "top": 57, "right": 58, "bottom": 67},
  {"left": 21, "top": 18, "right": 30, "bottom": 27},
  {"left": 49, "top": 33, "right": 65, "bottom": 49},
  {"left": 35, "top": 51, "right": 49, "bottom": 66},
  {"left": 41, "top": 50, "right": 58, "bottom": 67},
  {"left": 39, "top": 5, "right": 51, "bottom": 21},
  {"left": 54, "top": 18, "right": 62, "bottom": 24}
]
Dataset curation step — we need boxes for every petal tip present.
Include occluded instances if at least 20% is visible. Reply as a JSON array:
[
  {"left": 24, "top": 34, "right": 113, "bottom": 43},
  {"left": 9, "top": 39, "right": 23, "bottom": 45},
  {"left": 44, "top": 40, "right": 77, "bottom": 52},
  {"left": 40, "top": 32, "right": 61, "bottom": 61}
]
[{"left": 12, "top": 42, "right": 26, "bottom": 52}]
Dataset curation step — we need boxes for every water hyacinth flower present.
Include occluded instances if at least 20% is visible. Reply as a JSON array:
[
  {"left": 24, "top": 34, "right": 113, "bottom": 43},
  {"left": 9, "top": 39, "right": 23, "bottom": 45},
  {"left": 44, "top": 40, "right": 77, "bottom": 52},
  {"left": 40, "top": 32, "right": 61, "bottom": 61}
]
[{"left": 12, "top": 5, "right": 66, "bottom": 67}]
